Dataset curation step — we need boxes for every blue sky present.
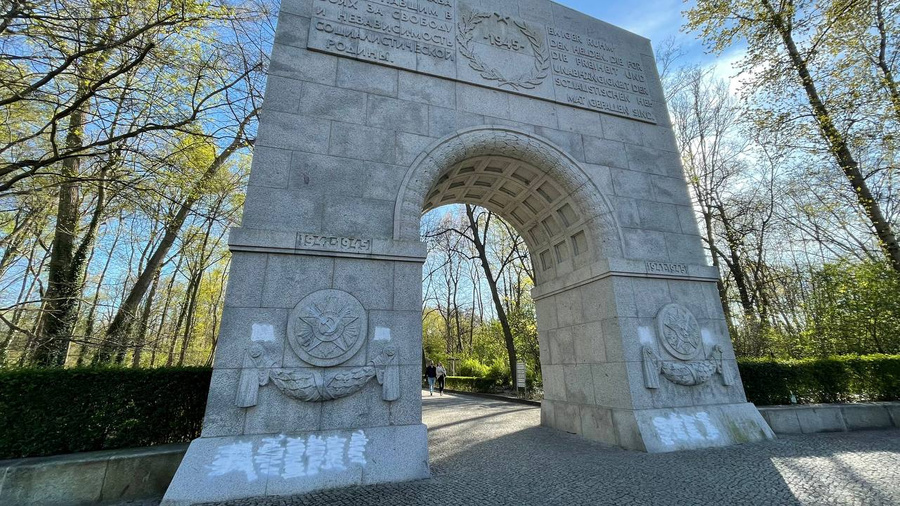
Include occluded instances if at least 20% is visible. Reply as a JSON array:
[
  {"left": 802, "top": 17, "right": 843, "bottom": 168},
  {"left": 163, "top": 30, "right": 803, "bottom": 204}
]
[{"left": 555, "top": 0, "right": 746, "bottom": 84}]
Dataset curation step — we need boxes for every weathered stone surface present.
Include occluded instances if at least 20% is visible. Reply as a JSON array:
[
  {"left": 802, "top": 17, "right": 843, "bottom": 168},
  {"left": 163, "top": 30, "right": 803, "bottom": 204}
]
[
  {"left": 167, "top": 0, "right": 773, "bottom": 502},
  {"left": 207, "top": 396, "right": 900, "bottom": 506},
  {"left": 795, "top": 406, "right": 847, "bottom": 433},
  {"left": 842, "top": 404, "right": 894, "bottom": 430},
  {"left": 632, "top": 403, "right": 775, "bottom": 453},
  {"left": 100, "top": 447, "right": 185, "bottom": 503},
  {"left": 161, "top": 425, "right": 428, "bottom": 505},
  {"left": 0, "top": 454, "right": 107, "bottom": 505},
  {"left": 0, "top": 444, "right": 187, "bottom": 506}
]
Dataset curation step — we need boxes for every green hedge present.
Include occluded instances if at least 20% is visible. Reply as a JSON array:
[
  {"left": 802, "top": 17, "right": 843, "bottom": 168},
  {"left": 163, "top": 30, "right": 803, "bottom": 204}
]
[
  {"left": 738, "top": 355, "right": 900, "bottom": 406},
  {"left": 440, "top": 356, "right": 900, "bottom": 406},
  {"left": 0, "top": 367, "right": 212, "bottom": 459},
  {"left": 442, "top": 376, "right": 498, "bottom": 393},
  {"left": 3, "top": 355, "right": 898, "bottom": 459}
]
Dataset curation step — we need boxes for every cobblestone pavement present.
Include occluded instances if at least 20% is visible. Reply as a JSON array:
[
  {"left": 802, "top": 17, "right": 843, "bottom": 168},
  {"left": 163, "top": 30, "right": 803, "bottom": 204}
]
[{"left": 202, "top": 392, "right": 900, "bottom": 506}]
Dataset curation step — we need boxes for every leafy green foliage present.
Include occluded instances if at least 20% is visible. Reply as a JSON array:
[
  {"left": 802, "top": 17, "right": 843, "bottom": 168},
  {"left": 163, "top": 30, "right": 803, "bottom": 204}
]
[
  {"left": 0, "top": 367, "right": 211, "bottom": 459},
  {"left": 457, "top": 358, "right": 489, "bottom": 377},
  {"left": 801, "top": 260, "right": 900, "bottom": 356},
  {"left": 738, "top": 355, "right": 900, "bottom": 405},
  {"left": 485, "top": 357, "right": 511, "bottom": 386},
  {"left": 441, "top": 376, "right": 497, "bottom": 393}
]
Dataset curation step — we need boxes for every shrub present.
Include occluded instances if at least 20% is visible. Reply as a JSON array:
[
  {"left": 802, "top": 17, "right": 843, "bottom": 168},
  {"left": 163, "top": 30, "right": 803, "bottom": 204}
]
[
  {"left": 457, "top": 358, "right": 489, "bottom": 378},
  {"left": 443, "top": 376, "right": 496, "bottom": 393},
  {"left": 485, "top": 357, "right": 511, "bottom": 386},
  {"left": 0, "top": 367, "right": 211, "bottom": 459},
  {"left": 738, "top": 354, "right": 900, "bottom": 406}
]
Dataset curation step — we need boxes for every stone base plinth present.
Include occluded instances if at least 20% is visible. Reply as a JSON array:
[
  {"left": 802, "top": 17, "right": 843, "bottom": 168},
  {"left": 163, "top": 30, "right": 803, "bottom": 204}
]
[
  {"left": 630, "top": 403, "right": 775, "bottom": 452},
  {"left": 161, "top": 424, "right": 429, "bottom": 505},
  {"left": 543, "top": 401, "right": 774, "bottom": 453}
]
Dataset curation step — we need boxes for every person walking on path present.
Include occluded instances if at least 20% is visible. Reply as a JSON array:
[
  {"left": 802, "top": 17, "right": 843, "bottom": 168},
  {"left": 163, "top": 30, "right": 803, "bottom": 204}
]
[
  {"left": 436, "top": 362, "right": 447, "bottom": 396},
  {"left": 425, "top": 361, "right": 437, "bottom": 396}
]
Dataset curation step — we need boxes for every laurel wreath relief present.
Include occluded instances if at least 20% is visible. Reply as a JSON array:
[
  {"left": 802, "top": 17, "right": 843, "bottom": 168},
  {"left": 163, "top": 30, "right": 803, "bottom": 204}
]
[{"left": 457, "top": 11, "right": 550, "bottom": 91}]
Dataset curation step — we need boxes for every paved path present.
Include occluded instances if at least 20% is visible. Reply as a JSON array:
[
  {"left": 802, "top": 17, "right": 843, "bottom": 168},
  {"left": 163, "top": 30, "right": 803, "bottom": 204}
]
[{"left": 207, "top": 392, "right": 900, "bottom": 505}]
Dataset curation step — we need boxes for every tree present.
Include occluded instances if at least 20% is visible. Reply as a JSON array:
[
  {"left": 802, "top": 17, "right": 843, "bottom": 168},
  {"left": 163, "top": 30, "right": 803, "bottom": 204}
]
[
  {"left": 100, "top": 119, "right": 257, "bottom": 362},
  {"left": 2, "top": 0, "right": 269, "bottom": 366},
  {"left": 687, "top": 0, "right": 900, "bottom": 273},
  {"left": 464, "top": 205, "right": 519, "bottom": 388},
  {"left": 803, "top": 260, "right": 900, "bottom": 355}
]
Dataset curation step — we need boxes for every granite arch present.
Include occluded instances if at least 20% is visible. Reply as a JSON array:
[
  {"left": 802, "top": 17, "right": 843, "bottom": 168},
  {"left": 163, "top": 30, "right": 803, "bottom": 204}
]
[{"left": 394, "top": 126, "right": 625, "bottom": 278}]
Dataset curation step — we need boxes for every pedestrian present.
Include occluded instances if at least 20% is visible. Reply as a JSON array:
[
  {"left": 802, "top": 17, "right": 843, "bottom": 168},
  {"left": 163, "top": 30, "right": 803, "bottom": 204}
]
[
  {"left": 436, "top": 362, "right": 447, "bottom": 395},
  {"left": 425, "top": 361, "right": 437, "bottom": 396}
]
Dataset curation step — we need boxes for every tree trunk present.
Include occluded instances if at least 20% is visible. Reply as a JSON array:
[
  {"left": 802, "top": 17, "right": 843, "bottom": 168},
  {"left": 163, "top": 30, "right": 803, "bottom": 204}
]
[
  {"left": 204, "top": 258, "right": 229, "bottom": 367},
  {"left": 177, "top": 270, "right": 202, "bottom": 366},
  {"left": 131, "top": 267, "right": 160, "bottom": 367},
  {"left": 465, "top": 205, "right": 517, "bottom": 387},
  {"left": 874, "top": 0, "right": 900, "bottom": 123},
  {"left": 79, "top": 219, "right": 120, "bottom": 365},
  {"left": 150, "top": 254, "right": 184, "bottom": 367},
  {"left": 0, "top": 238, "right": 41, "bottom": 365},
  {"left": 31, "top": 105, "right": 87, "bottom": 367},
  {"left": 103, "top": 114, "right": 255, "bottom": 345},
  {"left": 167, "top": 288, "right": 192, "bottom": 367}
]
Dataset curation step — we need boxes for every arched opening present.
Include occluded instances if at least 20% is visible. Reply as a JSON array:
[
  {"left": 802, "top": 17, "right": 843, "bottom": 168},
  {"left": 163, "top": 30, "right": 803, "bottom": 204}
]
[
  {"left": 396, "top": 126, "right": 632, "bottom": 443},
  {"left": 423, "top": 155, "right": 594, "bottom": 286},
  {"left": 396, "top": 126, "right": 624, "bottom": 283}
]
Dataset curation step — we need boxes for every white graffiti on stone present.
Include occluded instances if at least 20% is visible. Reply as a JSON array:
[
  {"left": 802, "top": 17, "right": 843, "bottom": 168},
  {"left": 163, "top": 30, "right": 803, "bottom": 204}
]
[
  {"left": 207, "top": 441, "right": 258, "bottom": 481},
  {"left": 251, "top": 323, "right": 275, "bottom": 342},
  {"left": 652, "top": 413, "right": 721, "bottom": 448},
  {"left": 255, "top": 436, "right": 285, "bottom": 476},
  {"left": 305, "top": 435, "right": 326, "bottom": 476},
  {"left": 374, "top": 326, "right": 392, "bottom": 341},
  {"left": 205, "top": 432, "right": 368, "bottom": 481},
  {"left": 282, "top": 437, "right": 307, "bottom": 479},
  {"left": 324, "top": 436, "right": 348, "bottom": 471},
  {"left": 348, "top": 431, "right": 368, "bottom": 466}
]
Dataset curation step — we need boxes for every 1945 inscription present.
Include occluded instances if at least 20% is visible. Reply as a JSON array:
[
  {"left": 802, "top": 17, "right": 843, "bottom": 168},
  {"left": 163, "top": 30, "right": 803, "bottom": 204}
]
[
  {"left": 307, "top": 0, "right": 657, "bottom": 124},
  {"left": 298, "top": 234, "right": 373, "bottom": 254}
]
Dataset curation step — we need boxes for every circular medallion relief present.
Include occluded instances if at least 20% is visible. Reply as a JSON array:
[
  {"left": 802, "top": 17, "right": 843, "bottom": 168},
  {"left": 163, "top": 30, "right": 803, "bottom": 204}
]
[
  {"left": 656, "top": 304, "right": 702, "bottom": 361},
  {"left": 288, "top": 289, "right": 367, "bottom": 367}
]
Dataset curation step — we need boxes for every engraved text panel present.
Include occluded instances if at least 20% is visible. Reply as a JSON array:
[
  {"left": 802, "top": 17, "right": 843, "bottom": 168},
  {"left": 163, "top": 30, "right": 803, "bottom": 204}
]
[{"left": 307, "top": 0, "right": 657, "bottom": 123}]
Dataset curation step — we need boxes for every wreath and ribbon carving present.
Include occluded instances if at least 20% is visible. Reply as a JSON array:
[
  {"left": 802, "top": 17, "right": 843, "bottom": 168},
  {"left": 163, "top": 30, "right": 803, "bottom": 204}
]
[
  {"left": 234, "top": 290, "right": 400, "bottom": 407},
  {"left": 642, "top": 304, "right": 735, "bottom": 389},
  {"left": 457, "top": 11, "right": 550, "bottom": 91}
]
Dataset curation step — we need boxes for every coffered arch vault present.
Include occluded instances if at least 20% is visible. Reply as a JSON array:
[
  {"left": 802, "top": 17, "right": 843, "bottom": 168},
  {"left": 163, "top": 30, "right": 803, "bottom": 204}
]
[{"left": 394, "top": 127, "right": 624, "bottom": 283}]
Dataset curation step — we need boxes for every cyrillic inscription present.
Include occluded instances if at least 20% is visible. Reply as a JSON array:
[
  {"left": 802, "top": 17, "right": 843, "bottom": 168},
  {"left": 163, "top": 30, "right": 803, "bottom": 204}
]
[
  {"left": 307, "top": 0, "right": 658, "bottom": 124},
  {"left": 298, "top": 233, "right": 373, "bottom": 254},
  {"left": 309, "top": 0, "right": 456, "bottom": 70}
]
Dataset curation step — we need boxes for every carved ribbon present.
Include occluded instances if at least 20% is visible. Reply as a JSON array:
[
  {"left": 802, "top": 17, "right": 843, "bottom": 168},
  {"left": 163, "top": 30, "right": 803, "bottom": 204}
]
[
  {"left": 643, "top": 345, "right": 733, "bottom": 388},
  {"left": 236, "top": 346, "right": 400, "bottom": 406}
]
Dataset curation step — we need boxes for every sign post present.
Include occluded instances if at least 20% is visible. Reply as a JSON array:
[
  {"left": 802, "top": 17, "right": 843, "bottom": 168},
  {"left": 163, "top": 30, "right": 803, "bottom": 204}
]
[{"left": 516, "top": 360, "right": 527, "bottom": 398}]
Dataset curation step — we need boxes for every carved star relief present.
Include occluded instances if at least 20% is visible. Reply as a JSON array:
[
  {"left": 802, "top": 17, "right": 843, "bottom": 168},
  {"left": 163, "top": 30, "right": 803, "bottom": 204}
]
[
  {"left": 493, "top": 12, "right": 510, "bottom": 24},
  {"left": 664, "top": 311, "right": 699, "bottom": 354},
  {"left": 298, "top": 296, "right": 360, "bottom": 357}
]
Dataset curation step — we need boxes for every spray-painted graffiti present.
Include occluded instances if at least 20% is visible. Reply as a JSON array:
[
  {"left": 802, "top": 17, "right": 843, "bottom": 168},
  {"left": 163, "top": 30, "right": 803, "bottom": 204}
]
[
  {"left": 651, "top": 412, "right": 721, "bottom": 448},
  {"left": 206, "top": 431, "right": 369, "bottom": 481}
]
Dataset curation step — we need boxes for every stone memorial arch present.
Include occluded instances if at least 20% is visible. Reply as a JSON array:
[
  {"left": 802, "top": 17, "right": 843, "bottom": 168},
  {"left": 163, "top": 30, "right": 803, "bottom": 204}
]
[{"left": 163, "top": 0, "right": 774, "bottom": 503}]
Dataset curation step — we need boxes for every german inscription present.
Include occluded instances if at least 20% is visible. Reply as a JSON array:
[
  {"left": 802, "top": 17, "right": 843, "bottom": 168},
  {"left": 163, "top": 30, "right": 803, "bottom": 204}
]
[
  {"left": 307, "top": 0, "right": 657, "bottom": 123},
  {"left": 546, "top": 26, "right": 656, "bottom": 122}
]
